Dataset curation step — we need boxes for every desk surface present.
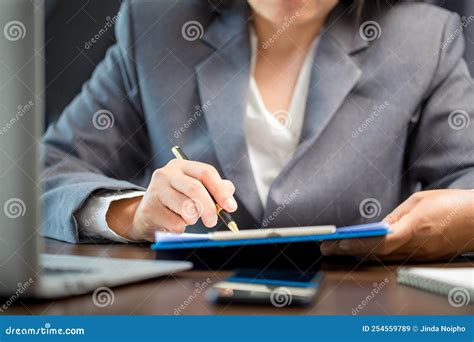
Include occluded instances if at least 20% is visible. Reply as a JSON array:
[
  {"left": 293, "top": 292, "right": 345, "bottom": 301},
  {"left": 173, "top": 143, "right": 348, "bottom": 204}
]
[{"left": 6, "top": 240, "right": 473, "bottom": 315}]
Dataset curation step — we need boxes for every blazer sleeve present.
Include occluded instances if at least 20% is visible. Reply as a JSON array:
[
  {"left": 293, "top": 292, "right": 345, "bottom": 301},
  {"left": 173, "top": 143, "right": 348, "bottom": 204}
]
[
  {"left": 40, "top": 1, "right": 150, "bottom": 243},
  {"left": 405, "top": 13, "right": 474, "bottom": 190}
]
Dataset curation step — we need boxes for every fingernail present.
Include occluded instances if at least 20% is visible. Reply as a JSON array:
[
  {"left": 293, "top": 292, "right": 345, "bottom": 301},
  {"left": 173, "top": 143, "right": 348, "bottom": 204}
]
[
  {"left": 225, "top": 197, "right": 238, "bottom": 211},
  {"left": 210, "top": 215, "right": 218, "bottom": 227},
  {"left": 339, "top": 240, "right": 350, "bottom": 251},
  {"left": 320, "top": 245, "right": 331, "bottom": 255}
]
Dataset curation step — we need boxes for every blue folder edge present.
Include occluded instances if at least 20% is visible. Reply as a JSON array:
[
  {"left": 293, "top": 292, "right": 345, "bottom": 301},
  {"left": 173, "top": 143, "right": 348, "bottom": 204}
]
[{"left": 151, "top": 222, "right": 391, "bottom": 251}]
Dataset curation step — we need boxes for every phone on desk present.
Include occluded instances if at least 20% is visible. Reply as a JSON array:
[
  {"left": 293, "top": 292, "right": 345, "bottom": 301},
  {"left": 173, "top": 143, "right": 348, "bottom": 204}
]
[{"left": 207, "top": 269, "right": 324, "bottom": 306}]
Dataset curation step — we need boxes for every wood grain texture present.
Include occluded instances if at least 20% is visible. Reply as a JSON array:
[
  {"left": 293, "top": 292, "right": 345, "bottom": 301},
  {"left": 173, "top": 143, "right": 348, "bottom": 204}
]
[{"left": 3, "top": 239, "right": 472, "bottom": 316}]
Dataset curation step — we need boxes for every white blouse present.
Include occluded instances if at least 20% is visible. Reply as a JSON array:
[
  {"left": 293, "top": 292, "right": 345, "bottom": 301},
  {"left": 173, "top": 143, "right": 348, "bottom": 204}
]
[{"left": 245, "top": 30, "right": 319, "bottom": 207}]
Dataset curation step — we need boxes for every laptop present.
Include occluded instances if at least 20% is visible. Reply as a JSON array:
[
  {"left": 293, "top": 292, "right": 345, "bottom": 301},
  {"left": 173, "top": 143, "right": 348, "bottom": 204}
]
[{"left": 0, "top": 0, "right": 192, "bottom": 299}]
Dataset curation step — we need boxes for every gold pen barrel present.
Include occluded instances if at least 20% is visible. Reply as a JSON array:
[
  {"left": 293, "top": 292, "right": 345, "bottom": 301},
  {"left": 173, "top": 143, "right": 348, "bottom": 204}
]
[
  {"left": 171, "top": 146, "right": 187, "bottom": 160},
  {"left": 216, "top": 204, "right": 239, "bottom": 233}
]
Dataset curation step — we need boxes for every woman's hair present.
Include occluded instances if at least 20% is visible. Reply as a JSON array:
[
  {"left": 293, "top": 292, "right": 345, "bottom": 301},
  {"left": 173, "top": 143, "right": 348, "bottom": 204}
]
[{"left": 344, "top": 0, "right": 408, "bottom": 23}]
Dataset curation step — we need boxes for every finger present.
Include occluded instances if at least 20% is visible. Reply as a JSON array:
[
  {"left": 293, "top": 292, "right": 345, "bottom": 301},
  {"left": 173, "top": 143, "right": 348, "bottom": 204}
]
[
  {"left": 323, "top": 215, "right": 415, "bottom": 257},
  {"left": 169, "top": 174, "right": 218, "bottom": 227},
  {"left": 332, "top": 237, "right": 390, "bottom": 257},
  {"left": 219, "top": 180, "right": 238, "bottom": 212},
  {"left": 320, "top": 240, "right": 340, "bottom": 255},
  {"left": 181, "top": 161, "right": 238, "bottom": 212},
  {"left": 383, "top": 194, "right": 419, "bottom": 224},
  {"left": 145, "top": 203, "right": 187, "bottom": 238},
  {"left": 222, "top": 180, "right": 236, "bottom": 197},
  {"left": 159, "top": 189, "right": 199, "bottom": 225},
  {"left": 365, "top": 252, "right": 412, "bottom": 262}
]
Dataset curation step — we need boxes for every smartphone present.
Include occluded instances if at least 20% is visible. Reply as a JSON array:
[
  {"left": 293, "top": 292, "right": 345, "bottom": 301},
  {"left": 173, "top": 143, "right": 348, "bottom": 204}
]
[{"left": 207, "top": 269, "right": 324, "bottom": 306}]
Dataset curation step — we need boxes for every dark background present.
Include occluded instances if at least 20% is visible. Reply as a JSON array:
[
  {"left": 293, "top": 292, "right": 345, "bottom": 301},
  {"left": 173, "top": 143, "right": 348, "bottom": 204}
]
[
  {"left": 44, "top": 0, "right": 474, "bottom": 126},
  {"left": 45, "top": 0, "right": 122, "bottom": 125}
]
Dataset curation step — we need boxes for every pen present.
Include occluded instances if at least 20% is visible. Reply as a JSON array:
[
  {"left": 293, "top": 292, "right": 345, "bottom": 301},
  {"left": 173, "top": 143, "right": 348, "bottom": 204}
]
[{"left": 171, "top": 146, "right": 240, "bottom": 233}]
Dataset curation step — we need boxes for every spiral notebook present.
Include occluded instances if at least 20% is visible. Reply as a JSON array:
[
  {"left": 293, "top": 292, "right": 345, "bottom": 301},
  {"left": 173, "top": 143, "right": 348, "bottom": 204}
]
[{"left": 397, "top": 267, "right": 474, "bottom": 304}]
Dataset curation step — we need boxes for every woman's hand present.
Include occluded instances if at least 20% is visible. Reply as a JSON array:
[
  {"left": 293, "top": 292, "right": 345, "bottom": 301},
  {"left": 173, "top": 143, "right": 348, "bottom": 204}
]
[
  {"left": 106, "top": 160, "right": 238, "bottom": 241},
  {"left": 320, "top": 189, "right": 474, "bottom": 261}
]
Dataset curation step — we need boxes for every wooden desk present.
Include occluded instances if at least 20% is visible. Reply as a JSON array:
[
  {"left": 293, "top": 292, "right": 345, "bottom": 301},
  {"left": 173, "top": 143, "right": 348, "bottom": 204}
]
[{"left": 7, "top": 239, "right": 473, "bottom": 315}]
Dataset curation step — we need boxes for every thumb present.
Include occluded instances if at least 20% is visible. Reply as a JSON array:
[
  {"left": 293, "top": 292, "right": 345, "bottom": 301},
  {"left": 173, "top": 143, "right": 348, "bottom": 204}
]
[
  {"left": 383, "top": 194, "right": 419, "bottom": 224},
  {"left": 385, "top": 211, "right": 416, "bottom": 247}
]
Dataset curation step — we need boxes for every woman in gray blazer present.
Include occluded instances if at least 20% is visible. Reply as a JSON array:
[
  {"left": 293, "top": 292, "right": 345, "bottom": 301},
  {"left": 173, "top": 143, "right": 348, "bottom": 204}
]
[{"left": 42, "top": 0, "right": 474, "bottom": 261}]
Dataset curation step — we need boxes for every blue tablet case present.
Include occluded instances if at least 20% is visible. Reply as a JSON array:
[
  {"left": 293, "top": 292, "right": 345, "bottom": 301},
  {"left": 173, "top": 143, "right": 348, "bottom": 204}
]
[{"left": 151, "top": 222, "right": 390, "bottom": 251}]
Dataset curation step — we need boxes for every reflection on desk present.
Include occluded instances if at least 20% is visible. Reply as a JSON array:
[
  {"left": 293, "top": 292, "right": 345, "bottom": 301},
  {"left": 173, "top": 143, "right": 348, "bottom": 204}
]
[{"left": 4, "top": 239, "right": 473, "bottom": 316}]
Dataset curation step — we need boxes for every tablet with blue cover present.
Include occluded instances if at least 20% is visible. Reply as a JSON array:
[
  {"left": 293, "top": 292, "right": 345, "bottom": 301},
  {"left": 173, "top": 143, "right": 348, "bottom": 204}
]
[
  {"left": 151, "top": 222, "right": 390, "bottom": 269},
  {"left": 152, "top": 222, "right": 390, "bottom": 250}
]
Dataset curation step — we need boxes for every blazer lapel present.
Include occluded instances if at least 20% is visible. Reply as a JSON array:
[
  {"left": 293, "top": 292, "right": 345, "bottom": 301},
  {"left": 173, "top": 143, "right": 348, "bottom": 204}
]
[
  {"left": 264, "top": 5, "right": 368, "bottom": 217},
  {"left": 195, "top": 4, "right": 264, "bottom": 223},
  {"left": 300, "top": 8, "right": 368, "bottom": 160}
]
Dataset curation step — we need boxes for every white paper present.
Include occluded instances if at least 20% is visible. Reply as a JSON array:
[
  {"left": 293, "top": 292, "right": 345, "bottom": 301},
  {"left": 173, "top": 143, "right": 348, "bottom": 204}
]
[
  {"left": 154, "top": 225, "right": 336, "bottom": 243},
  {"left": 154, "top": 232, "right": 211, "bottom": 243}
]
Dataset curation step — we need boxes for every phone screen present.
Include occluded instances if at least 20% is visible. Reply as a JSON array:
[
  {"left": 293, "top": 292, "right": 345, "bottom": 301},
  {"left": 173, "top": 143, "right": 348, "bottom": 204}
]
[{"left": 207, "top": 269, "right": 324, "bottom": 306}]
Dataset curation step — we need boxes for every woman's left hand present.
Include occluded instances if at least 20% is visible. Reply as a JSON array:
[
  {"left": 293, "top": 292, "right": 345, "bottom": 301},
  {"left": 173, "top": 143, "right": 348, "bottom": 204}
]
[{"left": 320, "top": 189, "right": 474, "bottom": 261}]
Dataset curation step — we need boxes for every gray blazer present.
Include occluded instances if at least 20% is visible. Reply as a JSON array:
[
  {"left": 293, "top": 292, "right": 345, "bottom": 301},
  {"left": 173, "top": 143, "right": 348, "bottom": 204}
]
[{"left": 41, "top": 0, "right": 474, "bottom": 243}]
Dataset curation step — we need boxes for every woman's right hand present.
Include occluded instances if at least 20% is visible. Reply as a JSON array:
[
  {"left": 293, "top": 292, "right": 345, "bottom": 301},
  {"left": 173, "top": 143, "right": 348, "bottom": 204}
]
[{"left": 106, "top": 159, "right": 238, "bottom": 241}]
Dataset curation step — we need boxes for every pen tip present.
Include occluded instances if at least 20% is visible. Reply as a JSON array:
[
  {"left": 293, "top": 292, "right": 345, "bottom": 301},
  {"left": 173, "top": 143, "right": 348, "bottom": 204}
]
[{"left": 228, "top": 221, "right": 239, "bottom": 233}]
